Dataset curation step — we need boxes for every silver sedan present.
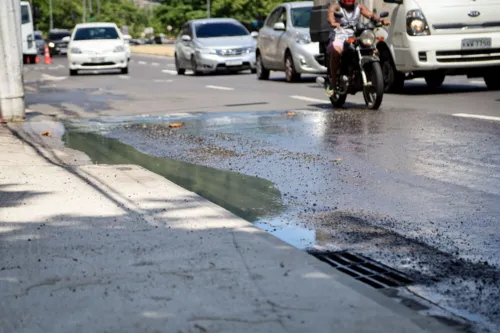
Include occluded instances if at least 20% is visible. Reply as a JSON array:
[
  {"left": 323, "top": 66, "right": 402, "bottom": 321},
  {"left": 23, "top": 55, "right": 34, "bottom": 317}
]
[
  {"left": 256, "top": 1, "right": 327, "bottom": 82},
  {"left": 174, "top": 18, "right": 258, "bottom": 75}
]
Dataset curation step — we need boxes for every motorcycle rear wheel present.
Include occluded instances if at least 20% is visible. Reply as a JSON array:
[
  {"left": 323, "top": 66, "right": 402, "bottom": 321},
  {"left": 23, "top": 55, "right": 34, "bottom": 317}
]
[
  {"left": 362, "top": 62, "right": 384, "bottom": 110},
  {"left": 330, "top": 93, "right": 347, "bottom": 108}
]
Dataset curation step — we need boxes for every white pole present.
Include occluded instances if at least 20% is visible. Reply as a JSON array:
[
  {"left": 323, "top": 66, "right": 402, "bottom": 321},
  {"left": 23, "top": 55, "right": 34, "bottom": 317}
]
[
  {"left": 89, "top": 0, "right": 92, "bottom": 19},
  {"left": 207, "top": 0, "right": 210, "bottom": 18},
  {"left": 97, "top": 0, "right": 100, "bottom": 16},
  {"left": 49, "top": 0, "right": 53, "bottom": 30},
  {"left": 0, "top": 0, "right": 25, "bottom": 122},
  {"left": 83, "top": 0, "right": 86, "bottom": 22}
]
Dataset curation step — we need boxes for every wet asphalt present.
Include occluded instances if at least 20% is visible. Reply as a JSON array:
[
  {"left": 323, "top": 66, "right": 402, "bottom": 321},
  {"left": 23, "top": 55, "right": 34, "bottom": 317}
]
[{"left": 23, "top": 55, "right": 500, "bottom": 333}]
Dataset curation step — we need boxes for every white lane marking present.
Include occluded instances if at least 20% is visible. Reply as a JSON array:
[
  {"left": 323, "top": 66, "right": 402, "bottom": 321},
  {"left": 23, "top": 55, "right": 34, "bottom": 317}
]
[
  {"left": 25, "top": 86, "right": 37, "bottom": 92},
  {"left": 151, "top": 62, "right": 159, "bottom": 66},
  {"left": 162, "top": 69, "right": 178, "bottom": 75},
  {"left": 118, "top": 75, "right": 130, "bottom": 79},
  {"left": 154, "top": 79, "right": 173, "bottom": 83},
  {"left": 138, "top": 61, "right": 147, "bottom": 65},
  {"left": 41, "top": 73, "right": 67, "bottom": 81},
  {"left": 453, "top": 113, "right": 500, "bottom": 122},
  {"left": 290, "top": 95, "right": 328, "bottom": 104},
  {"left": 206, "top": 85, "right": 234, "bottom": 91}
]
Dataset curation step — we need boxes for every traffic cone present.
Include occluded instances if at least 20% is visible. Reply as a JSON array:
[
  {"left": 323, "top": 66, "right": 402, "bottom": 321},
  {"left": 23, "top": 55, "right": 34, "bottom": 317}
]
[
  {"left": 35, "top": 55, "right": 40, "bottom": 64},
  {"left": 26, "top": 56, "right": 30, "bottom": 64},
  {"left": 44, "top": 45, "right": 52, "bottom": 65}
]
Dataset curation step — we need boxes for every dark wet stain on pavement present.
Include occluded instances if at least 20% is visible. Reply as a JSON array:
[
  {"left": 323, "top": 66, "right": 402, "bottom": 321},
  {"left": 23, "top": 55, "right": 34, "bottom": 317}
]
[
  {"left": 25, "top": 86, "right": 128, "bottom": 113},
  {"left": 63, "top": 128, "right": 284, "bottom": 222}
]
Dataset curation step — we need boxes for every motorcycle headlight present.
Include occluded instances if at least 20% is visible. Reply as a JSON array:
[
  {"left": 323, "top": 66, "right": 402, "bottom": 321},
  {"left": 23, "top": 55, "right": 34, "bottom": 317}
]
[
  {"left": 70, "top": 47, "right": 82, "bottom": 54},
  {"left": 48, "top": 42, "right": 55, "bottom": 48},
  {"left": 114, "top": 45, "right": 125, "bottom": 52},
  {"left": 295, "top": 33, "right": 311, "bottom": 45},
  {"left": 360, "top": 30, "right": 376, "bottom": 46}
]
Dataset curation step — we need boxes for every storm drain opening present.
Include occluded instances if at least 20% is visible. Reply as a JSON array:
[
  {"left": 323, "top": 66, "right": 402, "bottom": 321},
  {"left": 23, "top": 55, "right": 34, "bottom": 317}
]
[{"left": 311, "top": 251, "right": 413, "bottom": 289}]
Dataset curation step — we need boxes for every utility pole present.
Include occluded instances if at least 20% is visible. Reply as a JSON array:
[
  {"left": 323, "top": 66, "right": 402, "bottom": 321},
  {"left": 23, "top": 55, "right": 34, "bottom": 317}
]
[
  {"left": 82, "top": 0, "right": 86, "bottom": 23},
  {"left": 49, "top": 0, "right": 53, "bottom": 30},
  {"left": 88, "top": 0, "right": 93, "bottom": 21},
  {"left": 0, "top": 0, "right": 25, "bottom": 122},
  {"left": 97, "top": 0, "right": 100, "bottom": 17},
  {"left": 207, "top": 0, "right": 210, "bottom": 18}
]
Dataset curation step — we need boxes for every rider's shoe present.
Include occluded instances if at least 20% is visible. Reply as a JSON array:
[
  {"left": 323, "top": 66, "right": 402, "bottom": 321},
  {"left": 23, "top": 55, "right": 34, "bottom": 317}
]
[{"left": 326, "top": 85, "right": 335, "bottom": 97}]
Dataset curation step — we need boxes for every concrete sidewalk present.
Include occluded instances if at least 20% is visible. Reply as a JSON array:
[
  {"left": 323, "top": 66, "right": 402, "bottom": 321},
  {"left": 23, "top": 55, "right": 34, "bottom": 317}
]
[{"left": 0, "top": 123, "right": 458, "bottom": 333}]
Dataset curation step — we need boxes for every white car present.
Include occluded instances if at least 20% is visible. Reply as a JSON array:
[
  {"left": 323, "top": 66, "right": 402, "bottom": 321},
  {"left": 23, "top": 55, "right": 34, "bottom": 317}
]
[{"left": 68, "top": 22, "right": 129, "bottom": 76}]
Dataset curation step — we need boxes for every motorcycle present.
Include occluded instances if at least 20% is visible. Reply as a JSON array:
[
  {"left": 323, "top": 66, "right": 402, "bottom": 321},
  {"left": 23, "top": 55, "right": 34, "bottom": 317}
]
[{"left": 318, "top": 11, "right": 389, "bottom": 110}]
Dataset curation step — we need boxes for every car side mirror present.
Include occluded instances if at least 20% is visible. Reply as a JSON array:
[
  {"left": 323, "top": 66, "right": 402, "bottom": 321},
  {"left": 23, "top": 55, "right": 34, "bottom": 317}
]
[
  {"left": 251, "top": 31, "right": 259, "bottom": 38},
  {"left": 334, "top": 11, "right": 344, "bottom": 19},
  {"left": 62, "top": 36, "right": 70, "bottom": 42},
  {"left": 383, "top": 0, "right": 403, "bottom": 4},
  {"left": 379, "top": 11, "right": 390, "bottom": 18},
  {"left": 181, "top": 35, "right": 191, "bottom": 42},
  {"left": 273, "top": 22, "right": 286, "bottom": 31}
]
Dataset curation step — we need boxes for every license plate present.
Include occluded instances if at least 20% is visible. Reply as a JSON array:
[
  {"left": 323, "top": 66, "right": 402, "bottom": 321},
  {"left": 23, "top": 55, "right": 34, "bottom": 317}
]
[
  {"left": 226, "top": 60, "right": 243, "bottom": 66},
  {"left": 60, "top": 48, "right": 67, "bottom": 53},
  {"left": 91, "top": 57, "right": 105, "bottom": 63},
  {"left": 461, "top": 38, "right": 491, "bottom": 49}
]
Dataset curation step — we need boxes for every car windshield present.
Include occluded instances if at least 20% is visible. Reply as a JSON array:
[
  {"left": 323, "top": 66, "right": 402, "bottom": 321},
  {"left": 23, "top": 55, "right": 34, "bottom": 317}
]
[
  {"left": 35, "top": 34, "right": 43, "bottom": 40},
  {"left": 49, "top": 32, "right": 70, "bottom": 40},
  {"left": 73, "top": 27, "right": 120, "bottom": 41},
  {"left": 21, "top": 5, "right": 30, "bottom": 24},
  {"left": 291, "top": 7, "right": 312, "bottom": 28},
  {"left": 195, "top": 22, "right": 249, "bottom": 38}
]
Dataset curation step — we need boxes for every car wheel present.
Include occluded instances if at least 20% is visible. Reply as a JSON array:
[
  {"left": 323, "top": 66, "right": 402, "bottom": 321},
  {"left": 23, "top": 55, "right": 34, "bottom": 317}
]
[
  {"left": 256, "top": 53, "right": 270, "bottom": 80},
  {"left": 175, "top": 55, "right": 186, "bottom": 75},
  {"left": 484, "top": 70, "right": 500, "bottom": 90},
  {"left": 285, "top": 53, "right": 301, "bottom": 83},
  {"left": 191, "top": 56, "right": 202, "bottom": 76},
  {"left": 121, "top": 67, "right": 129, "bottom": 75},
  {"left": 424, "top": 71, "right": 445, "bottom": 89},
  {"left": 69, "top": 69, "right": 78, "bottom": 76},
  {"left": 381, "top": 55, "right": 404, "bottom": 93}
]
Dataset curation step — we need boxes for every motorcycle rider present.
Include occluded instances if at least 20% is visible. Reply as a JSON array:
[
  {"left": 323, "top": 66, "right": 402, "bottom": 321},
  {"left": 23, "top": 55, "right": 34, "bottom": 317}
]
[{"left": 326, "top": 0, "right": 391, "bottom": 97}]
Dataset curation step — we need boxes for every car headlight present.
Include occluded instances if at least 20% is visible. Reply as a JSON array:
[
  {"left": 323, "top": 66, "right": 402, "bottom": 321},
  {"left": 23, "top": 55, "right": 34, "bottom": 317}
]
[
  {"left": 406, "top": 10, "right": 430, "bottom": 36},
  {"left": 196, "top": 48, "right": 216, "bottom": 54},
  {"left": 114, "top": 45, "right": 125, "bottom": 52},
  {"left": 70, "top": 47, "right": 82, "bottom": 54},
  {"left": 295, "top": 33, "right": 311, "bottom": 45},
  {"left": 360, "top": 30, "right": 376, "bottom": 46},
  {"left": 48, "top": 42, "right": 55, "bottom": 48},
  {"left": 243, "top": 47, "right": 256, "bottom": 54}
]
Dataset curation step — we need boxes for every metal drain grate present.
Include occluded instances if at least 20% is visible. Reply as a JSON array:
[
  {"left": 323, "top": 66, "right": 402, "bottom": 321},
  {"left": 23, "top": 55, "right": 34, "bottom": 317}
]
[{"left": 311, "top": 251, "right": 413, "bottom": 289}]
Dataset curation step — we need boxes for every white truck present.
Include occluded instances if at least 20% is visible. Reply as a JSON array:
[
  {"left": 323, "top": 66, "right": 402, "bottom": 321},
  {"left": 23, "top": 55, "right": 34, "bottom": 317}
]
[
  {"left": 311, "top": 0, "right": 500, "bottom": 92},
  {"left": 20, "top": 1, "right": 37, "bottom": 64}
]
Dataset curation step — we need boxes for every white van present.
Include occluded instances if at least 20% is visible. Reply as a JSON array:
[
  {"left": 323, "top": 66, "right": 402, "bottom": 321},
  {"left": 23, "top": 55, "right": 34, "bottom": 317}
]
[
  {"left": 368, "top": 0, "right": 500, "bottom": 91},
  {"left": 20, "top": 1, "right": 37, "bottom": 64}
]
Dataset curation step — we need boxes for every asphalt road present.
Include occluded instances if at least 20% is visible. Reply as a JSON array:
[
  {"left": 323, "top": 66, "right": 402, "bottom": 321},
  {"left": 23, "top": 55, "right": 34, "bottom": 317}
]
[{"left": 23, "top": 54, "right": 500, "bottom": 333}]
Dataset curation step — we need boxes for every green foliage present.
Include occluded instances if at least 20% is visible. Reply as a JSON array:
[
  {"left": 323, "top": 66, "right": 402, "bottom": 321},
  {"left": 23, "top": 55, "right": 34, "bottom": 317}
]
[
  {"left": 33, "top": 0, "right": 304, "bottom": 37},
  {"left": 32, "top": 0, "right": 150, "bottom": 37},
  {"left": 152, "top": 0, "right": 304, "bottom": 34}
]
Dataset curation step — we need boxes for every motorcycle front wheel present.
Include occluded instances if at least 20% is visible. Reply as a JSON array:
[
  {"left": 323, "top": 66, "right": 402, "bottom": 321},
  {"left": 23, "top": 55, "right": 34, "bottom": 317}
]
[{"left": 362, "top": 62, "right": 384, "bottom": 110}]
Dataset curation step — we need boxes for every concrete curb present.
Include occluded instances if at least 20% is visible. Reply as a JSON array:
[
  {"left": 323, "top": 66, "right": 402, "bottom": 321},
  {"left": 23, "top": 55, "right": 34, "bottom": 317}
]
[{"left": 131, "top": 45, "right": 175, "bottom": 58}]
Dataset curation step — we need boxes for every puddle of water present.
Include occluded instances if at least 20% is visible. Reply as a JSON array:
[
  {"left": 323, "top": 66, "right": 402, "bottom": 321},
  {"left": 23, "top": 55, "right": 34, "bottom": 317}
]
[{"left": 62, "top": 128, "right": 284, "bottom": 222}]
